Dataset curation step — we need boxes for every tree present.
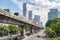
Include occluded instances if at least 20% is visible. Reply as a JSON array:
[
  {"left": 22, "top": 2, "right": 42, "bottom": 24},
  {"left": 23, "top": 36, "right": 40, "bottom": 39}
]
[
  {"left": 46, "top": 18, "right": 59, "bottom": 27},
  {"left": 45, "top": 18, "right": 60, "bottom": 37},
  {"left": 0, "top": 26, "right": 3, "bottom": 32},
  {"left": 3, "top": 25, "right": 9, "bottom": 32},
  {"left": 45, "top": 28, "right": 55, "bottom": 38},
  {"left": 0, "top": 26, "right": 4, "bottom": 37},
  {"left": 2, "top": 25, "right": 10, "bottom": 36},
  {"left": 9, "top": 25, "right": 20, "bottom": 34},
  {"left": 26, "top": 26, "right": 30, "bottom": 31}
]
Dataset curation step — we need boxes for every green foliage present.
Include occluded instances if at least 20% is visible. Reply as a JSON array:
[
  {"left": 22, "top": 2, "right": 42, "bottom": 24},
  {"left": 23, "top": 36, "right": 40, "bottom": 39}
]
[
  {"left": 45, "top": 28, "right": 55, "bottom": 37},
  {"left": 26, "top": 26, "right": 30, "bottom": 31},
  {"left": 3, "top": 25, "right": 9, "bottom": 32},
  {"left": 14, "top": 27, "right": 18, "bottom": 32},
  {"left": 49, "top": 37, "right": 60, "bottom": 40},
  {"left": 9, "top": 25, "right": 20, "bottom": 32},
  {"left": 46, "top": 18, "right": 60, "bottom": 38},
  {"left": 0, "top": 26, "right": 3, "bottom": 32},
  {"left": 0, "top": 24, "right": 21, "bottom": 36},
  {"left": 46, "top": 18, "right": 59, "bottom": 27},
  {"left": 18, "top": 27, "right": 21, "bottom": 30}
]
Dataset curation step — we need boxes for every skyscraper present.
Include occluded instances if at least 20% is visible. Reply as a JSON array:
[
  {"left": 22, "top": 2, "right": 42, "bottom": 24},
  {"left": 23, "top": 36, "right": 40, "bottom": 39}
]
[
  {"left": 58, "top": 11, "right": 60, "bottom": 18},
  {"left": 23, "top": 3, "right": 27, "bottom": 17},
  {"left": 48, "top": 9, "right": 58, "bottom": 20},
  {"left": 33, "top": 15, "right": 40, "bottom": 26},
  {"left": 28, "top": 11, "right": 32, "bottom": 20}
]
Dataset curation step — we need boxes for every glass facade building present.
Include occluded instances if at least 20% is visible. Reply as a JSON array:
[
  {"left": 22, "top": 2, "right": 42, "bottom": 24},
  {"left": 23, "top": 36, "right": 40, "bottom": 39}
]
[
  {"left": 23, "top": 3, "right": 27, "bottom": 17},
  {"left": 48, "top": 9, "right": 58, "bottom": 20},
  {"left": 33, "top": 15, "right": 40, "bottom": 26},
  {"left": 28, "top": 11, "right": 32, "bottom": 20}
]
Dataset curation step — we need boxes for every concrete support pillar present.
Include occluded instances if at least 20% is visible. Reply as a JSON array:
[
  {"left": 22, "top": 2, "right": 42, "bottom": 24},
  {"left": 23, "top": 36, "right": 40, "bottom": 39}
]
[
  {"left": 38, "top": 27, "right": 40, "bottom": 32},
  {"left": 33, "top": 27, "right": 35, "bottom": 33},
  {"left": 30, "top": 27, "right": 33, "bottom": 34},
  {"left": 37, "top": 27, "right": 39, "bottom": 32},
  {"left": 20, "top": 26, "right": 25, "bottom": 37},
  {"left": 34, "top": 27, "right": 37, "bottom": 33}
]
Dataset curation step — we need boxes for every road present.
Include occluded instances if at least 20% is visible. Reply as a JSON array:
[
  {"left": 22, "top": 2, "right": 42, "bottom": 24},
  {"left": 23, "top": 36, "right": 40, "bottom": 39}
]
[
  {"left": 0, "top": 31, "right": 30, "bottom": 40},
  {"left": 0, "top": 30, "right": 48, "bottom": 40},
  {"left": 25, "top": 30, "right": 48, "bottom": 40}
]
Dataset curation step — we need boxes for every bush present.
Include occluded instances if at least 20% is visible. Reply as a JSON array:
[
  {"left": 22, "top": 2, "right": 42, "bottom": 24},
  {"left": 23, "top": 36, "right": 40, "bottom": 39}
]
[
  {"left": 9, "top": 25, "right": 20, "bottom": 34},
  {"left": 26, "top": 26, "right": 30, "bottom": 31},
  {"left": 0, "top": 26, "right": 4, "bottom": 37},
  {"left": 45, "top": 28, "right": 55, "bottom": 38},
  {"left": 0, "top": 26, "right": 3, "bottom": 32},
  {"left": 3, "top": 25, "right": 9, "bottom": 32},
  {"left": 49, "top": 37, "right": 60, "bottom": 40},
  {"left": 3, "top": 25, "right": 10, "bottom": 36},
  {"left": 0, "top": 24, "right": 20, "bottom": 36}
]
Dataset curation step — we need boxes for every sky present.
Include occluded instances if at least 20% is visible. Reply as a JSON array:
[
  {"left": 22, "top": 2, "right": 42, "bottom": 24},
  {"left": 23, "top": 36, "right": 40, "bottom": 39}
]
[{"left": 0, "top": 0, "right": 60, "bottom": 26}]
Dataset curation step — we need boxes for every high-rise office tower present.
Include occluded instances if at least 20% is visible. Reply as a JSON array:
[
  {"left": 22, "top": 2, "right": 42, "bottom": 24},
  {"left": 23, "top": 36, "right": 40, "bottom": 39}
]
[
  {"left": 33, "top": 15, "right": 40, "bottom": 26},
  {"left": 23, "top": 3, "right": 27, "bottom": 17},
  {"left": 33, "top": 15, "right": 40, "bottom": 22},
  {"left": 58, "top": 11, "right": 60, "bottom": 18},
  {"left": 48, "top": 9, "right": 58, "bottom": 20},
  {"left": 28, "top": 11, "right": 32, "bottom": 20}
]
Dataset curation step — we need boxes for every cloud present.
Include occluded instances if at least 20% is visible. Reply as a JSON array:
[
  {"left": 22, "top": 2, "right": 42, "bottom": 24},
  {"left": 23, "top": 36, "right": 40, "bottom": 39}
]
[
  {"left": 12, "top": 0, "right": 39, "bottom": 13},
  {"left": 12, "top": 0, "right": 23, "bottom": 14},
  {"left": 27, "top": 0, "right": 60, "bottom": 9},
  {"left": 27, "top": 0, "right": 60, "bottom": 25},
  {"left": 12, "top": 0, "right": 60, "bottom": 26},
  {"left": 31, "top": 0, "right": 56, "bottom": 8},
  {"left": 12, "top": 0, "right": 60, "bottom": 12},
  {"left": 27, "top": 4, "right": 34, "bottom": 11}
]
